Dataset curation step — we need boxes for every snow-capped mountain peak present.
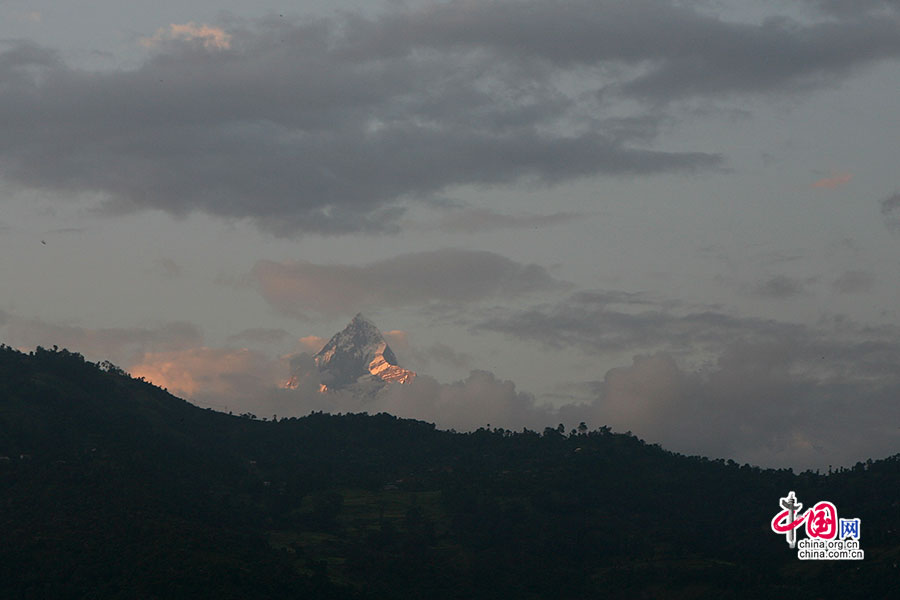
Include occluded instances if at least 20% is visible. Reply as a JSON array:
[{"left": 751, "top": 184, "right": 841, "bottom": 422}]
[{"left": 311, "top": 314, "right": 415, "bottom": 391}]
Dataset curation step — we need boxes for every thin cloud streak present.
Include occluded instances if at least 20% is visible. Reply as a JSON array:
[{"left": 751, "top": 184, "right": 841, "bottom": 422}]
[
  {"left": 429, "top": 208, "right": 588, "bottom": 234},
  {"left": 250, "top": 249, "right": 565, "bottom": 318},
  {"left": 747, "top": 275, "right": 811, "bottom": 299},
  {"left": 812, "top": 172, "right": 853, "bottom": 189}
]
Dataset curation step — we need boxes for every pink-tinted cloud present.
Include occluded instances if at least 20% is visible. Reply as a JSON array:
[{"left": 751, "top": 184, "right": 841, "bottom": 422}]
[
  {"left": 812, "top": 172, "right": 853, "bottom": 189},
  {"left": 2, "top": 316, "right": 202, "bottom": 366},
  {"left": 142, "top": 23, "right": 231, "bottom": 50},
  {"left": 129, "top": 347, "right": 279, "bottom": 400},
  {"left": 383, "top": 330, "right": 410, "bottom": 355},
  {"left": 296, "top": 335, "right": 328, "bottom": 354}
]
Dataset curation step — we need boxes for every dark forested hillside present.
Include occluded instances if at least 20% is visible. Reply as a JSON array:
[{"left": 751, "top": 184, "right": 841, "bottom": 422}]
[{"left": 1, "top": 345, "right": 897, "bottom": 599}]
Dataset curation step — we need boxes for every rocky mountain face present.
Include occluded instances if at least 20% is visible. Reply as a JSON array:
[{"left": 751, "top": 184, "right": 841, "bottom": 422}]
[{"left": 287, "top": 314, "right": 415, "bottom": 392}]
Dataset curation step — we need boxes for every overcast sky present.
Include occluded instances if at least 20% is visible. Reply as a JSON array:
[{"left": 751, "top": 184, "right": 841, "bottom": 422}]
[{"left": 1, "top": 0, "right": 899, "bottom": 470}]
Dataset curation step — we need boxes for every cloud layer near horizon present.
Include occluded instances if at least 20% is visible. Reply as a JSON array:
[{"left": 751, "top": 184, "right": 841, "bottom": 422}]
[
  {"left": 1, "top": 0, "right": 898, "bottom": 474},
  {"left": 472, "top": 292, "right": 900, "bottom": 468},
  {"left": 4, "top": 298, "right": 898, "bottom": 471},
  {"left": 3, "top": 0, "right": 898, "bottom": 234},
  {"left": 127, "top": 340, "right": 900, "bottom": 472}
]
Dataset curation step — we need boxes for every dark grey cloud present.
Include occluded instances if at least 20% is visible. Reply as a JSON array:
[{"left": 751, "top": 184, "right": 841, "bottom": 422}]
[
  {"left": 348, "top": 0, "right": 900, "bottom": 100},
  {"left": 881, "top": 192, "right": 900, "bottom": 232},
  {"left": 748, "top": 274, "right": 811, "bottom": 298},
  {"left": 478, "top": 289, "right": 800, "bottom": 355},
  {"left": 807, "top": 0, "right": 900, "bottom": 16},
  {"left": 12, "top": 0, "right": 898, "bottom": 235},
  {"left": 251, "top": 248, "right": 565, "bottom": 317},
  {"left": 154, "top": 257, "right": 183, "bottom": 279},
  {"left": 430, "top": 207, "right": 587, "bottom": 234},
  {"left": 0, "top": 6, "right": 722, "bottom": 236},
  {"left": 619, "top": 15, "right": 900, "bottom": 100},
  {"left": 832, "top": 270, "right": 875, "bottom": 294},
  {"left": 477, "top": 291, "right": 900, "bottom": 382},
  {"left": 3, "top": 1, "right": 892, "bottom": 234}
]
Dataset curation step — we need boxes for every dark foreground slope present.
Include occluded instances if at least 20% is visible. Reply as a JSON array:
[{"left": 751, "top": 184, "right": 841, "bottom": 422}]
[{"left": 1, "top": 346, "right": 898, "bottom": 599}]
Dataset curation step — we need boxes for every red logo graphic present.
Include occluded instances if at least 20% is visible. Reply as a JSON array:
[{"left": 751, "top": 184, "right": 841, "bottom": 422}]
[
  {"left": 771, "top": 494, "right": 839, "bottom": 545},
  {"left": 771, "top": 491, "right": 864, "bottom": 560},
  {"left": 805, "top": 501, "right": 837, "bottom": 540}
]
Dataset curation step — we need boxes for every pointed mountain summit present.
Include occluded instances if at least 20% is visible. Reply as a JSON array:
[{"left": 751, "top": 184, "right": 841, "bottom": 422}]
[{"left": 312, "top": 314, "right": 415, "bottom": 391}]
